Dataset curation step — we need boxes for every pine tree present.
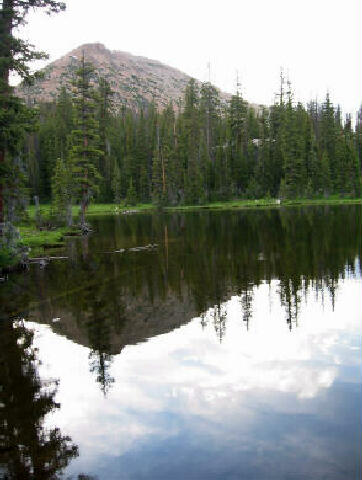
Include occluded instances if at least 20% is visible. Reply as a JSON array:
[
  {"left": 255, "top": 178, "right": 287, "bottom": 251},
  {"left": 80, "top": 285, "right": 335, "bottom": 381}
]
[
  {"left": 356, "top": 106, "right": 362, "bottom": 172},
  {"left": 339, "top": 116, "right": 361, "bottom": 196},
  {"left": 173, "top": 113, "right": 185, "bottom": 203},
  {"left": 54, "top": 86, "right": 73, "bottom": 168},
  {"left": 305, "top": 118, "right": 319, "bottom": 197},
  {"left": 123, "top": 110, "right": 136, "bottom": 201},
  {"left": 320, "top": 151, "right": 331, "bottom": 195},
  {"left": 254, "top": 107, "right": 272, "bottom": 196},
  {"left": 0, "top": 0, "right": 65, "bottom": 261},
  {"left": 227, "top": 90, "right": 248, "bottom": 194},
  {"left": 135, "top": 108, "right": 149, "bottom": 202},
  {"left": 182, "top": 79, "right": 203, "bottom": 204},
  {"left": 125, "top": 177, "right": 137, "bottom": 206},
  {"left": 282, "top": 100, "right": 308, "bottom": 198},
  {"left": 320, "top": 93, "right": 338, "bottom": 193},
  {"left": 68, "top": 53, "right": 103, "bottom": 229},
  {"left": 37, "top": 104, "right": 58, "bottom": 200},
  {"left": 200, "top": 81, "right": 221, "bottom": 163},
  {"left": 96, "top": 77, "right": 114, "bottom": 202},
  {"left": 51, "top": 156, "right": 73, "bottom": 226},
  {"left": 154, "top": 102, "right": 176, "bottom": 204},
  {"left": 151, "top": 142, "right": 164, "bottom": 206},
  {"left": 111, "top": 161, "right": 122, "bottom": 205},
  {"left": 268, "top": 72, "right": 288, "bottom": 197}
]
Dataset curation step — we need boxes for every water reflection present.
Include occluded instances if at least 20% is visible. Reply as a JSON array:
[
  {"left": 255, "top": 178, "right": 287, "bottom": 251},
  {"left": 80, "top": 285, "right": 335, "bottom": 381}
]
[
  {"left": 0, "top": 206, "right": 361, "bottom": 479},
  {"left": 28, "top": 280, "right": 361, "bottom": 479},
  {"left": 0, "top": 320, "right": 78, "bottom": 479},
  {"left": 1, "top": 206, "right": 360, "bottom": 348}
]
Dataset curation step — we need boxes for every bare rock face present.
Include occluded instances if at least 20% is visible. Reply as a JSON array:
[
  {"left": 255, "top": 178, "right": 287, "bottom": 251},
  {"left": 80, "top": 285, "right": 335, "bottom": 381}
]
[{"left": 16, "top": 42, "right": 230, "bottom": 110}]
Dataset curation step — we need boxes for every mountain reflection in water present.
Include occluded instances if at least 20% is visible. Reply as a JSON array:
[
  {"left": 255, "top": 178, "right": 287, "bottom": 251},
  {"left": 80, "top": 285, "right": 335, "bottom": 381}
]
[{"left": 0, "top": 205, "right": 361, "bottom": 479}]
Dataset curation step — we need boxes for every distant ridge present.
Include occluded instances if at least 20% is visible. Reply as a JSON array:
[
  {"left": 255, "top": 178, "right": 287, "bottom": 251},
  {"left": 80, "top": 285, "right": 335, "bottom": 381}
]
[{"left": 16, "top": 42, "right": 233, "bottom": 110}]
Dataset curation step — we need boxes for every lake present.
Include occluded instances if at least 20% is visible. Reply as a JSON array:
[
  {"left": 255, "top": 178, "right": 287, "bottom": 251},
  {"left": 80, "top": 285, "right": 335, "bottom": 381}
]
[{"left": 1, "top": 205, "right": 361, "bottom": 480}]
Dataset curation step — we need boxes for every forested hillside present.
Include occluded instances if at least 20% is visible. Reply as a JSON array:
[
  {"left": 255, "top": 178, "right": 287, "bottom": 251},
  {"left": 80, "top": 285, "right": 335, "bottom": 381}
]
[{"left": 26, "top": 64, "right": 361, "bottom": 212}]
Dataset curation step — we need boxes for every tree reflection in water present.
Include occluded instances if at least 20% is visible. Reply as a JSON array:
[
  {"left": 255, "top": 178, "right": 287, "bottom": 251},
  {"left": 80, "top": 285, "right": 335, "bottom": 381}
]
[{"left": 0, "top": 319, "right": 78, "bottom": 479}]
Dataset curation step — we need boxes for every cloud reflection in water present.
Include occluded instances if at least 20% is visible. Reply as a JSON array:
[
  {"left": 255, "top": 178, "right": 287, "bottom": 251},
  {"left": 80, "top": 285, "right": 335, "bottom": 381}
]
[{"left": 30, "top": 278, "right": 361, "bottom": 480}]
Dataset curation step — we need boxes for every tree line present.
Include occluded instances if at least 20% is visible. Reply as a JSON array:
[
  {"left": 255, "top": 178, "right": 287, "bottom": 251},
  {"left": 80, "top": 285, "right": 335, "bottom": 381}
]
[{"left": 22, "top": 66, "right": 362, "bottom": 225}]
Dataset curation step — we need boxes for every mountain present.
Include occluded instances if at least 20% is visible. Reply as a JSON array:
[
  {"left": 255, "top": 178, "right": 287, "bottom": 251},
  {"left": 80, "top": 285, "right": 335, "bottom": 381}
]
[{"left": 16, "top": 42, "right": 231, "bottom": 110}]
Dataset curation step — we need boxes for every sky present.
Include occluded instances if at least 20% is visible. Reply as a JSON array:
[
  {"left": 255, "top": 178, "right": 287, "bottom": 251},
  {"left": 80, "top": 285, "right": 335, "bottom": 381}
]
[{"left": 18, "top": 0, "right": 361, "bottom": 114}]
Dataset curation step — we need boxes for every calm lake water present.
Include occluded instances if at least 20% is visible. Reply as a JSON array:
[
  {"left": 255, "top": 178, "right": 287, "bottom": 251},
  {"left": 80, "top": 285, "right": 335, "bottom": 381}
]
[{"left": 1, "top": 205, "right": 361, "bottom": 480}]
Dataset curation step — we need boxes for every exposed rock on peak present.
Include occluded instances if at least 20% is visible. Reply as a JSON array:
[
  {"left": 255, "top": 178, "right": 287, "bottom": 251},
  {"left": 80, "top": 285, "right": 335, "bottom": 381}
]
[{"left": 17, "top": 42, "right": 230, "bottom": 110}]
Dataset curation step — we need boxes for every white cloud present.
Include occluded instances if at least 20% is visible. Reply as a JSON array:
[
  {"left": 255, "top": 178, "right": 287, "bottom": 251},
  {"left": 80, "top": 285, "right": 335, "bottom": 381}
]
[{"left": 16, "top": 0, "right": 361, "bottom": 114}]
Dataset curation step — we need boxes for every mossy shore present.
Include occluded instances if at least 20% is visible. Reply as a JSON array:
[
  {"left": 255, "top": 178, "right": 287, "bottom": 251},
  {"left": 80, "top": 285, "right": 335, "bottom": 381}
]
[{"left": 18, "top": 226, "right": 69, "bottom": 252}]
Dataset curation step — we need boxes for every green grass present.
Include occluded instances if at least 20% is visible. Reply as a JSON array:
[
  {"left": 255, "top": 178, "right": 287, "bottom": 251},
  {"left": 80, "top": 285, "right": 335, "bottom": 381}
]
[
  {"left": 26, "top": 196, "right": 362, "bottom": 219},
  {"left": 18, "top": 226, "right": 68, "bottom": 256},
  {"left": 26, "top": 203, "right": 155, "bottom": 219},
  {"left": 163, "top": 196, "right": 362, "bottom": 212},
  {"left": 88, "top": 203, "right": 155, "bottom": 215}
]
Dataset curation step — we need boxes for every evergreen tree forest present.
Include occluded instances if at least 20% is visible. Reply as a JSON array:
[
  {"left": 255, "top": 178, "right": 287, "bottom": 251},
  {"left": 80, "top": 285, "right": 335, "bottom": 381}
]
[{"left": 24, "top": 73, "right": 362, "bottom": 214}]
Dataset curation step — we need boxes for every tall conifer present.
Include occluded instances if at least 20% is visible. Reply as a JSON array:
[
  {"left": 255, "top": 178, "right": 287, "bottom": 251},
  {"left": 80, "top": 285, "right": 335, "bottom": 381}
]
[{"left": 68, "top": 53, "right": 102, "bottom": 229}]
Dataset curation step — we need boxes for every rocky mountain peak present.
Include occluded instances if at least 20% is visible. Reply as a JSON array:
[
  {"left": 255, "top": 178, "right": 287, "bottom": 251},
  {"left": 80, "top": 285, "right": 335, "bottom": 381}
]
[{"left": 17, "top": 42, "right": 231, "bottom": 110}]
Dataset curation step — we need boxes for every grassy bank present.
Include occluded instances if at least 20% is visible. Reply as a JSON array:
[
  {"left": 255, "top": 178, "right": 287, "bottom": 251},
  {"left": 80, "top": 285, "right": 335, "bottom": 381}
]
[
  {"left": 166, "top": 196, "right": 362, "bottom": 211},
  {"left": 26, "top": 196, "right": 362, "bottom": 220},
  {"left": 18, "top": 226, "right": 68, "bottom": 254},
  {"left": 95, "top": 196, "right": 361, "bottom": 212},
  {"left": 26, "top": 203, "right": 155, "bottom": 219}
]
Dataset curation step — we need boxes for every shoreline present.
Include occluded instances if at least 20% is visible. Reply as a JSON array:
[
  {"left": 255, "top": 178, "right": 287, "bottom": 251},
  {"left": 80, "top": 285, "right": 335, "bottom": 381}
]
[
  {"left": 26, "top": 196, "right": 361, "bottom": 217},
  {"left": 1, "top": 197, "right": 361, "bottom": 272}
]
